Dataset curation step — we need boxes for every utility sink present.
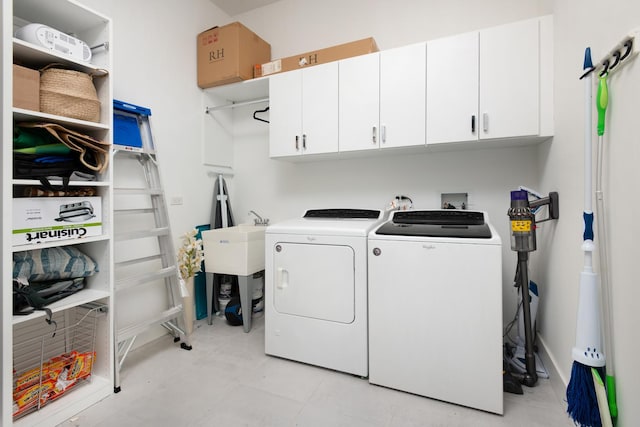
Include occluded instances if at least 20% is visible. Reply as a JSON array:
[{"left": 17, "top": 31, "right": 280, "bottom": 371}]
[{"left": 201, "top": 224, "right": 266, "bottom": 276}]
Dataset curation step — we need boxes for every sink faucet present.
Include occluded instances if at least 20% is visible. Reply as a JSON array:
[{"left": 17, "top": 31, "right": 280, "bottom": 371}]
[{"left": 249, "top": 210, "right": 269, "bottom": 226}]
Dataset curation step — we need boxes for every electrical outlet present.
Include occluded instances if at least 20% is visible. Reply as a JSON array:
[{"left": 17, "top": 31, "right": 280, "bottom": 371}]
[{"left": 170, "top": 196, "right": 183, "bottom": 206}]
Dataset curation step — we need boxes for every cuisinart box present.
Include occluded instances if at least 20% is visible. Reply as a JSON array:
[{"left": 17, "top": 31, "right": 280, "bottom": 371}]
[
  {"left": 13, "top": 197, "right": 102, "bottom": 245},
  {"left": 197, "top": 22, "right": 271, "bottom": 88}
]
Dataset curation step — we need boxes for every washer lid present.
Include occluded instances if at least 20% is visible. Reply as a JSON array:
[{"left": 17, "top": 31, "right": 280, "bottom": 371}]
[
  {"left": 303, "top": 208, "right": 382, "bottom": 219},
  {"left": 375, "top": 210, "right": 493, "bottom": 238},
  {"left": 266, "top": 208, "right": 386, "bottom": 236}
]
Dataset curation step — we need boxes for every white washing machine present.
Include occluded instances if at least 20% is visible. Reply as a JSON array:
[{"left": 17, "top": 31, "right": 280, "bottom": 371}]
[
  {"left": 265, "top": 208, "right": 387, "bottom": 377},
  {"left": 368, "top": 210, "right": 503, "bottom": 414}
]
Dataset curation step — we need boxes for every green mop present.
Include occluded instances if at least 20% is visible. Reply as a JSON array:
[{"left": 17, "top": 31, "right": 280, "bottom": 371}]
[
  {"left": 594, "top": 70, "right": 618, "bottom": 423},
  {"left": 566, "top": 47, "right": 608, "bottom": 427}
]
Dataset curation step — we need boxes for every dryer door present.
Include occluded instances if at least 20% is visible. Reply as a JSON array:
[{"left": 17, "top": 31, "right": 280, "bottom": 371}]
[{"left": 272, "top": 242, "right": 355, "bottom": 323}]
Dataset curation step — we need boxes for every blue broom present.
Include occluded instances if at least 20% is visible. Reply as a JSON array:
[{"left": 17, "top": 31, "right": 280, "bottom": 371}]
[{"left": 566, "top": 47, "right": 607, "bottom": 427}]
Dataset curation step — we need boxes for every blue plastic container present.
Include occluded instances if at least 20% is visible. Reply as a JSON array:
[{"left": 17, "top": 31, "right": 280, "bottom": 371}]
[{"left": 113, "top": 99, "right": 151, "bottom": 149}]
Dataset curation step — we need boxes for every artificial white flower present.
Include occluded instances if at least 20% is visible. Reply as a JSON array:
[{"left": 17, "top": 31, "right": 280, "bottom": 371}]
[{"left": 177, "top": 228, "right": 204, "bottom": 279}]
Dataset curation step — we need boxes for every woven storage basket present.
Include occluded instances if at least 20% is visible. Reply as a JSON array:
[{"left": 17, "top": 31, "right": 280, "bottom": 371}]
[{"left": 40, "top": 68, "right": 100, "bottom": 122}]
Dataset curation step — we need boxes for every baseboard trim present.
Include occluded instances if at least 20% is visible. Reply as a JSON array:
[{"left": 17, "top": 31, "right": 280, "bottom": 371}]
[{"left": 537, "top": 334, "right": 569, "bottom": 403}]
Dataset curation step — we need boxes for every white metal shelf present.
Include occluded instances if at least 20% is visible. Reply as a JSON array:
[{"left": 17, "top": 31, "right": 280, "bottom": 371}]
[
  {"left": 13, "top": 107, "right": 110, "bottom": 131},
  {"left": 12, "top": 179, "right": 110, "bottom": 187},
  {"left": 11, "top": 288, "right": 110, "bottom": 326},
  {"left": 12, "top": 234, "right": 110, "bottom": 253},
  {"left": 203, "top": 76, "right": 269, "bottom": 105},
  {"left": 12, "top": 39, "right": 110, "bottom": 76},
  {"left": 12, "top": 376, "right": 112, "bottom": 427}
]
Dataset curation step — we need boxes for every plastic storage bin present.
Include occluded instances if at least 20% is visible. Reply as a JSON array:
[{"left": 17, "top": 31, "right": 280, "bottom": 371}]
[{"left": 113, "top": 99, "right": 151, "bottom": 150}]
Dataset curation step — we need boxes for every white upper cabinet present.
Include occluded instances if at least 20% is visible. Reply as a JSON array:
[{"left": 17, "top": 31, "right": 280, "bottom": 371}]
[
  {"left": 379, "top": 42, "right": 426, "bottom": 149},
  {"left": 338, "top": 52, "right": 380, "bottom": 152},
  {"left": 270, "top": 15, "right": 553, "bottom": 159},
  {"left": 479, "top": 17, "right": 540, "bottom": 139},
  {"left": 339, "top": 43, "right": 426, "bottom": 153},
  {"left": 427, "top": 15, "right": 553, "bottom": 145},
  {"left": 426, "top": 31, "right": 479, "bottom": 145},
  {"left": 269, "top": 62, "right": 338, "bottom": 158}
]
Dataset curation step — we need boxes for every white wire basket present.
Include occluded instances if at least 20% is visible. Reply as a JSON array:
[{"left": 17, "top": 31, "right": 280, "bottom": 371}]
[{"left": 12, "top": 303, "right": 107, "bottom": 420}]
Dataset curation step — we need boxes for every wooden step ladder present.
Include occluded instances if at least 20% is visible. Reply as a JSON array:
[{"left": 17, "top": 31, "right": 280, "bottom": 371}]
[{"left": 112, "top": 100, "right": 190, "bottom": 392}]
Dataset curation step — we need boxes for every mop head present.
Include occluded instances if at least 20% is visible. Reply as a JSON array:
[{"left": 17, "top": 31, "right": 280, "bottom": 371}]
[{"left": 566, "top": 362, "right": 603, "bottom": 427}]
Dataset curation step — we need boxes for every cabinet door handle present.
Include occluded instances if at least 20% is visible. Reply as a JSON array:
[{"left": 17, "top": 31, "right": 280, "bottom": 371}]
[
  {"left": 372, "top": 126, "right": 377, "bottom": 144},
  {"left": 295, "top": 135, "right": 299, "bottom": 150},
  {"left": 471, "top": 115, "right": 476, "bottom": 133},
  {"left": 302, "top": 134, "right": 307, "bottom": 150},
  {"left": 483, "top": 113, "right": 489, "bottom": 132},
  {"left": 381, "top": 125, "right": 387, "bottom": 143}
]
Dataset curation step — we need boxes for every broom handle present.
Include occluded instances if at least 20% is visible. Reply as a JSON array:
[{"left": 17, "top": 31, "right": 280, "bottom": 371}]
[
  {"left": 583, "top": 50, "right": 595, "bottom": 274},
  {"left": 595, "top": 74, "right": 617, "bottom": 419},
  {"left": 584, "top": 61, "right": 593, "bottom": 217}
]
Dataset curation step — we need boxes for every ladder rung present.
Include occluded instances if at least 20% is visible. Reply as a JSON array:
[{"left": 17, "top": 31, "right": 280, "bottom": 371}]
[
  {"left": 117, "top": 305, "right": 183, "bottom": 342},
  {"left": 115, "top": 226, "right": 170, "bottom": 241},
  {"left": 114, "top": 208, "right": 155, "bottom": 216},
  {"left": 114, "top": 187, "right": 164, "bottom": 196},
  {"left": 113, "top": 147, "right": 157, "bottom": 156},
  {"left": 115, "top": 254, "right": 163, "bottom": 268},
  {"left": 116, "top": 265, "right": 177, "bottom": 291}
]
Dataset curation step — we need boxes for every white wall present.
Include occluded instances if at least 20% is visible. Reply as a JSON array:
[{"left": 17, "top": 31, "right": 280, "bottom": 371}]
[
  {"left": 77, "top": 0, "right": 639, "bottom": 424},
  {"left": 77, "top": 0, "right": 232, "bottom": 345},
  {"left": 536, "top": 1, "right": 640, "bottom": 426}
]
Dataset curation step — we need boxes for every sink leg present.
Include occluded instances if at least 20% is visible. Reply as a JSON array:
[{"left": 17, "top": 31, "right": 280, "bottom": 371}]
[
  {"left": 206, "top": 272, "right": 213, "bottom": 325},
  {"left": 238, "top": 275, "right": 252, "bottom": 333}
]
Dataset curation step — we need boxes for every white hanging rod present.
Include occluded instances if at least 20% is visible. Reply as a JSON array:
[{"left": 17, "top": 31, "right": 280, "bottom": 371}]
[
  {"left": 206, "top": 168, "right": 234, "bottom": 177},
  {"left": 205, "top": 97, "right": 269, "bottom": 114}
]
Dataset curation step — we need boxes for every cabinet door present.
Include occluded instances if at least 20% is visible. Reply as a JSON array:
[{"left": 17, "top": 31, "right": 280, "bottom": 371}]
[
  {"left": 427, "top": 32, "right": 479, "bottom": 145},
  {"left": 269, "top": 70, "right": 303, "bottom": 157},
  {"left": 380, "top": 42, "right": 426, "bottom": 148},
  {"left": 479, "top": 18, "right": 539, "bottom": 139},
  {"left": 302, "top": 62, "right": 339, "bottom": 155},
  {"left": 339, "top": 52, "right": 380, "bottom": 152}
]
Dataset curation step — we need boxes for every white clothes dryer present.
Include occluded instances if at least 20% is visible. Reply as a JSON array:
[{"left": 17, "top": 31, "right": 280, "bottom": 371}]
[
  {"left": 265, "top": 208, "right": 387, "bottom": 377},
  {"left": 368, "top": 210, "right": 503, "bottom": 414}
]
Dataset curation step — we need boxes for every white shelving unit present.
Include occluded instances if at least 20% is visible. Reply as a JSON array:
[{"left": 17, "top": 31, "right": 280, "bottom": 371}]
[{"left": 2, "top": 1, "right": 114, "bottom": 425}]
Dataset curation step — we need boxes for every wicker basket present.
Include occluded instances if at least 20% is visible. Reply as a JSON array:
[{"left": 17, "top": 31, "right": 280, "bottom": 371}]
[{"left": 40, "top": 68, "right": 101, "bottom": 122}]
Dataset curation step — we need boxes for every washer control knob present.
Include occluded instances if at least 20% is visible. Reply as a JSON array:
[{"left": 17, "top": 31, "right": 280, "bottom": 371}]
[{"left": 372, "top": 247, "right": 381, "bottom": 256}]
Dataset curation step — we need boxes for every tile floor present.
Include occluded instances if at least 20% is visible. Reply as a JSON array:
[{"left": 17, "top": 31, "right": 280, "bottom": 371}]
[{"left": 59, "top": 316, "right": 574, "bottom": 426}]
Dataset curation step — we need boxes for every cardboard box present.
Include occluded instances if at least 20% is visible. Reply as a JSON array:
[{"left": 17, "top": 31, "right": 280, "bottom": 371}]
[
  {"left": 254, "top": 37, "right": 378, "bottom": 77},
  {"left": 13, "top": 197, "right": 103, "bottom": 246},
  {"left": 197, "top": 22, "right": 271, "bottom": 89},
  {"left": 13, "top": 64, "right": 39, "bottom": 111}
]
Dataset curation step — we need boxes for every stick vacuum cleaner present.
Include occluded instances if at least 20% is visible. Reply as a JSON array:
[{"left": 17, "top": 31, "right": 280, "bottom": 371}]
[{"left": 507, "top": 189, "right": 559, "bottom": 387}]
